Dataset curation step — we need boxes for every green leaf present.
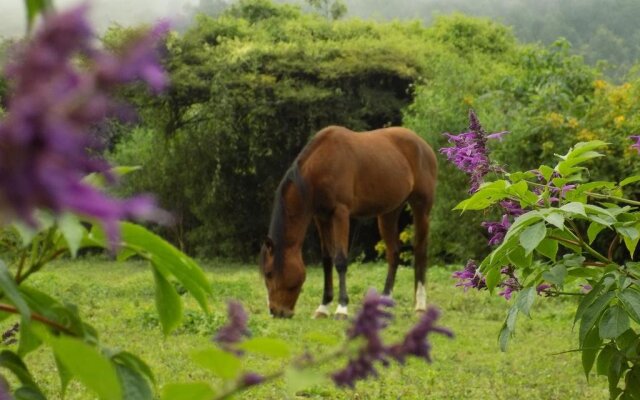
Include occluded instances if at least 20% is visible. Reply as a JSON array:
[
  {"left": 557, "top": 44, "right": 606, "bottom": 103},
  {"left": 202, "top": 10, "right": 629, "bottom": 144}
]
[
  {"left": 608, "top": 352, "right": 624, "bottom": 396},
  {"left": 161, "top": 383, "right": 215, "bottom": 400},
  {"left": 560, "top": 202, "right": 587, "bottom": 217},
  {"left": 617, "top": 225, "right": 640, "bottom": 257},
  {"left": 582, "top": 326, "right": 602, "bottom": 379},
  {"left": 24, "top": 0, "right": 53, "bottom": 31},
  {"left": 575, "top": 283, "right": 603, "bottom": 325},
  {"left": 519, "top": 222, "right": 547, "bottom": 255},
  {"left": 453, "top": 180, "right": 510, "bottom": 211},
  {"left": 625, "top": 366, "right": 640, "bottom": 399},
  {"left": 0, "top": 350, "right": 44, "bottom": 396},
  {"left": 618, "top": 289, "right": 640, "bottom": 324},
  {"left": 0, "top": 261, "right": 30, "bottom": 321},
  {"left": 151, "top": 266, "right": 182, "bottom": 336},
  {"left": 285, "top": 367, "right": 326, "bottom": 394},
  {"left": 485, "top": 265, "right": 502, "bottom": 291},
  {"left": 54, "top": 354, "right": 72, "bottom": 398},
  {"left": 239, "top": 337, "right": 291, "bottom": 358},
  {"left": 112, "top": 351, "right": 156, "bottom": 385},
  {"left": 515, "top": 287, "right": 536, "bottom": 317},
  {"left": 190, "top": 348, "right": 241, "bottom": 380},
  {"left": 118, "top": 223, "right": 211, "bottom": 313},
  {"left": 115, "top": 363, "right": 154, "bottom": 400},
  {"left": 620, "top": 175, "right": 640, "bottom": 187},
  {"left": 47, "top": 336, "right": 122, "bottom": 400},
  {"left": 587, "top": 222, "right": 607, "bottom": 244},
  {"left": 498, "top": 322, "right": 510, "bottom": 352},
  {"left": 599, "top": 305, "right": 630, "bottom": 339},
  {"left": 542, "top": 265, "right": 567, "bottom": 286},
  {"left": 57, "top": 213, "right": 86, "bottom": 258},
  {"left": 536, "top": 238, "right": 558, "bottom": 261},
  {"left": 538, "top": 165, "right": 555, "bottom": 182},
  {"left": 597, "top": 344, "right": 616, "bottom": 376},
  {"left": 579, "top": 291, "right": 615, "bottom": 345},
  {"left": 543, "top": 211, "right": 565, "bottom": 230}
]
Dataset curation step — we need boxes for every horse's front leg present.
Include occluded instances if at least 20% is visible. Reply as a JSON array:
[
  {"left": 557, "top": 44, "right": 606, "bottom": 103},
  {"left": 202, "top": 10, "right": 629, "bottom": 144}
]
[{"left": 313, "top": 217, "right": 334, "bottom": 319}]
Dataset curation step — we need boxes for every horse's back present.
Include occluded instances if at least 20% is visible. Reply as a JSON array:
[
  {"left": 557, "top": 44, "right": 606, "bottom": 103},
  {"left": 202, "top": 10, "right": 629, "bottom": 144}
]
[{"left": 302, "top": 126, "right": 436, "bottom": 216}]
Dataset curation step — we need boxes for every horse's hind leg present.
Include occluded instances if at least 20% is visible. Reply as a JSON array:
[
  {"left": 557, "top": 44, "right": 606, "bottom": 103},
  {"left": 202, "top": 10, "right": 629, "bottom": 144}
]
[
  {"left": 332, "top": 205, "right": 351, "bottom": 320},
  {"left": 313, "top": 217, "right": 334, "bottom": 319},
  {"left": 378, "top": 207, "right": 403, "bottom": 297},
  {"left": 410, "top": 197, "right": 432, "bottom": 312}
]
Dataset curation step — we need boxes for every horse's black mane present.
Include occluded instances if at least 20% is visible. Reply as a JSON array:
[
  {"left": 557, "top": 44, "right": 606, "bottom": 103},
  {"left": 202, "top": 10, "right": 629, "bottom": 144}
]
[{"left": 267, "top": 138, "right": 315, "bottom": 272}]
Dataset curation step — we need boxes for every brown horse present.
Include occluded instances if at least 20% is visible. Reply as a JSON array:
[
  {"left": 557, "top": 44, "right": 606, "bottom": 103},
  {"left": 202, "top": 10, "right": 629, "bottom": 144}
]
[{"left": 259, "top": 125, "right": 437, "bottom": 318}]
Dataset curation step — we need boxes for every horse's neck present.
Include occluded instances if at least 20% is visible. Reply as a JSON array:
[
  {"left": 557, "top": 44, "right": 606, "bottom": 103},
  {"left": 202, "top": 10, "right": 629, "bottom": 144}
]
[{"left": 281, "top": 184, "right": 311, "bottom": 251}]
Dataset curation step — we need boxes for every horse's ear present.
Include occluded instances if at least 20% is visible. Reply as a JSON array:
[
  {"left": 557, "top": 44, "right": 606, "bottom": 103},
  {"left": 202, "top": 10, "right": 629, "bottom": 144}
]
[{"left": 263, "top": 237, "right": 274, "bottom": 251}]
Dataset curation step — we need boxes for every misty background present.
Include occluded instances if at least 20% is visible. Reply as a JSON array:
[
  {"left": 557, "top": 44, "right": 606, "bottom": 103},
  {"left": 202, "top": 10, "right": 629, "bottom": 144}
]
[{"left": 2, "top": 0, "right": 638, "bottom": 79}]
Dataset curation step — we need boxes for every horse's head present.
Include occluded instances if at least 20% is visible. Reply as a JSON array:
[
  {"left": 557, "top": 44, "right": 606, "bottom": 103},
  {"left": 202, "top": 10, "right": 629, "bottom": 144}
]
[{"left": 259, "top": 237, "right": 306, "bottom": 318}]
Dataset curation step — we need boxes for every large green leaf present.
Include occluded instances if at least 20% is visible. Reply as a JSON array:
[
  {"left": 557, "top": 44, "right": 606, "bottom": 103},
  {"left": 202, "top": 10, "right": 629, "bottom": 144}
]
[
  {"left": 453, "top": 180, "right": 510, "bottom": 211},
  {"left": 587, "top": 222, "right": 607, "bottom": 244},
  {"left": 597, "top": 344, "right": 616, "bottom": 376},
  {"left": 559, "top": 202, "right": 587, "bottom": 217},
  {"left": 57, "top": 213, "right": 87, "bottom": 258},
  {"left": 599, "top": 305, "right": 630, "bottom": 339},
  {"left": 115, "top": 363, "right": 154, "bottom": 400},
  {"left": 89, "top": 223, "right": 211, "bottom": 314},
  {"left": 582, "top": 326, "right": 602, "bottom": 379},
  {"left": 0, "top": 350, "right": 45, "bottom": 397},
  {"left": 579, "top": 291, "right": 615, "bottom": 345},
  {"left": 542, "top": 265, "right": 567, "bottom": 286},
  {"left": 618, "top": 289, "right": 640, "bottom": 324},
  {"left": 151, "top": 266, "right": 182, "bottom": 335},
  {"left": 515, "top": 287, "right": 536, "bottom": 318},
  {"left": 536, "top": 238, "right": 558, "bottom": 261},
  {"left": 47, "top": 336, "right": 122, "bottom": 400},
  {"left": 519, "top": 221, "right": 547, "bottom": 255},
  {"left": 0, "top": 261, "right": 30, "bottom": 321}
]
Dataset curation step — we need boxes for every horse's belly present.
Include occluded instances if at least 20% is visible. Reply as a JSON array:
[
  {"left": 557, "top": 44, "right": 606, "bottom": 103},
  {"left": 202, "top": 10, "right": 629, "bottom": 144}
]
[{"left": 350, "top": 179, "right": 412, "bottom": 217}]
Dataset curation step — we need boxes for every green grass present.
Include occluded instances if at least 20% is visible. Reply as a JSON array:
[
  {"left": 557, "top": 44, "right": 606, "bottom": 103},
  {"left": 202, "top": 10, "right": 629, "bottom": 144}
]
[{"left": 4, "top": 258, "right": 608, "bottom": 399}]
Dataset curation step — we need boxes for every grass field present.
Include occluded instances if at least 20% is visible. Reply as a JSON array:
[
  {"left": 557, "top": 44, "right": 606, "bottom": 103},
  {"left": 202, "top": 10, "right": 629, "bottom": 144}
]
[{"left": 4, "top": 258, "right": 609, "bottom": 399}]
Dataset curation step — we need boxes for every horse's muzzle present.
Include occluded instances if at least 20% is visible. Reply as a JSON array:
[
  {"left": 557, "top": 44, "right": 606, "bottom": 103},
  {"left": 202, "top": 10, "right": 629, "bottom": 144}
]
[{"left": 270, "top": 307, "right": 294, "bottom": 318}]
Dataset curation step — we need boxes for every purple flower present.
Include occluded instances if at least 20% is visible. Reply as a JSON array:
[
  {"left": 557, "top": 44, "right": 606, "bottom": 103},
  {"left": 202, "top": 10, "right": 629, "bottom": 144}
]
[
  {"left": 388, "top": 307, "right": 453, "bottom": 364},
  {"left": 332, "top": 289, "right": 452, "bottom": 388},
  {"left": 630, "top": 136, "right": 640, "bottom": 154},
  {"left": 498, "top": 267, "right": 521, "bottom": 300},
  {"left": 481, "top": 214, "right": 511, "bottom": 246},
  {"left": 0, "top": 5, "right": 169, "bottom": 247},
  {"left": 214, "top": 301, "right": 250, "bottom": 352},
  {"left": 440, "top": 110, "right": 506, "bottom": 193},
  {"left": 500, "top": 200, "right": 526, "bottom": 217},
  {"left": 536, "top": 284, "right": 552, "bottom": 296},
  {"left": 0, "top": 379, "right": 10, "bottom": 400},
  {"left": 452, "top": 259, "right": 486, "bottom": 290},
  {"left": 240, "top": 372, "right": 264, "bottom": 388},
  {"left": 581, "top": 284, "right": 593, "bottom": 293}
]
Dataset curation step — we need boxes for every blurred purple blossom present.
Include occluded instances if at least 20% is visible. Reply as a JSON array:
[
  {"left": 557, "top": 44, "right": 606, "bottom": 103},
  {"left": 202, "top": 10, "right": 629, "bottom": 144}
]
[
  {"left": 214, "top": 300, "right": 250, "bottom": 352},
  {"left": 581, "top": 284, "right": 593, "bottom": 293},
  {"left": 0, "top": 5, "right": 169, "bottom": 246},
  {"left": 388, "top": 307, "right": 453, "bottom": 364},
  {"left": 481, "top": 214, "right": 511, "bottom": 246},
  {"left": 0, "top": 378, "right": 10, "bottom": 400},
  {"left": 452, "top": 259, "right": 486, "bottom": 291},
  {"left": 536, "top": 283, "right": 552, "bottom": 296},
  {"left": 241, "top": 373, "right": 264, "bottom": 388},
  {"left": 440, "top": 110, "right": 506, "bottom": 193},
  {"left": 332, "top": 289, "right": 452, "bottom": 388},
  {"left": 630, "top": 136, "right": 640, "bottom": 154}
]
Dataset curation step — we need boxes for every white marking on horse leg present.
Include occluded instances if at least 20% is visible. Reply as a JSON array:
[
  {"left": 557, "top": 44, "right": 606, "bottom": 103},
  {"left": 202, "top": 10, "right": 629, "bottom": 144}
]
[
  {"left": 313, "top": 304, "right": 330, "bottom": 319},
  {"left": 415, "top": 282, "right": 427, "bottom": 312},
  {"left": 335, "top": 304, "right": 348, "bottom": 317}
]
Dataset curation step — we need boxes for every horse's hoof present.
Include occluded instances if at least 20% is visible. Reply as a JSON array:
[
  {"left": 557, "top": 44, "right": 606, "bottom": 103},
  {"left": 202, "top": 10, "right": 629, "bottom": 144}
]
[
  {"left": 313, "top": 311, "right": 330, "bottom": 319},
  {"left": 334, "top": 313, "right": 349, "bottom": 321}
]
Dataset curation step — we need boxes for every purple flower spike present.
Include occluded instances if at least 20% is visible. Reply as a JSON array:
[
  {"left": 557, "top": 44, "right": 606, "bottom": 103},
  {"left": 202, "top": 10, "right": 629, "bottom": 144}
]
[
  {"left": 0, "top": 5, "right": 169, "bottom": 247},
  {"left": 241, "top": 372, "right": 264, "bottom": 388},
  {"left": 498, "top": 267, "right": 521, "bottom": 300},
  {"left": 452, "top": 259, "right": 486, "bottom": 291},
  {"left": 440, "top": 110, "right": 505, "bottom": 193},
  {"left": 581, "top": 284, "right": 593, "bottom": 293},
  {"left": 389, "top": 307, "right": 453, "bottom": 364},
  {"left": 500, "top": 200, "right": 525, "bottom": 217},
  {"left": 481, "top": 214, "right": 511, "bottom": 246},
  {"left": 630, "top": 136, "right": 640, "bottom": 154},
  {"left": 214, "top": 300, "right": 250, "bottom": 352}
]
